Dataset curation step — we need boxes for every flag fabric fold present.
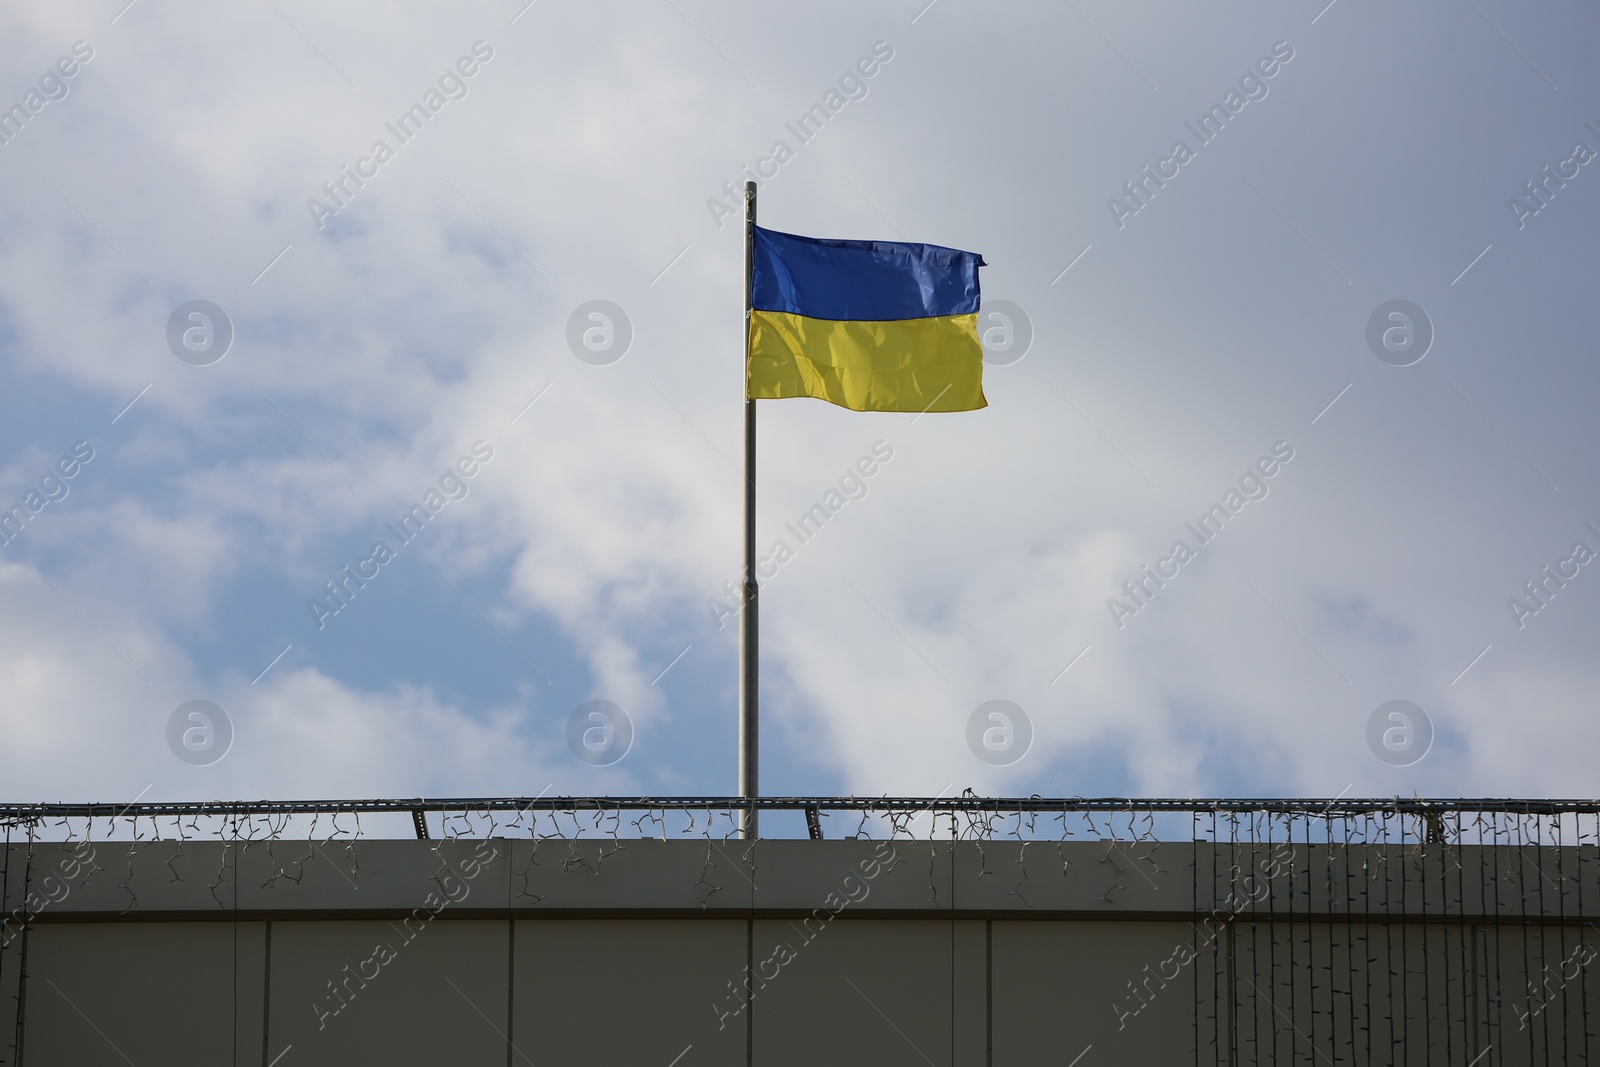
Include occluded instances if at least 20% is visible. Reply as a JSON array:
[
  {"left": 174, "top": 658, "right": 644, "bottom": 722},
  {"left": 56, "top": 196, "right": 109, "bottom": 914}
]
[{"left": 747, "top": 226, "right": 988, "bottom": 412}]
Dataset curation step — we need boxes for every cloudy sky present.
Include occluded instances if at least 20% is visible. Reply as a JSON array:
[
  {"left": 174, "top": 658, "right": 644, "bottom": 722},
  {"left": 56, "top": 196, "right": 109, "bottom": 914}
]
[{"left": 1, "top": 0, "right": 1596, "bottom": 821}]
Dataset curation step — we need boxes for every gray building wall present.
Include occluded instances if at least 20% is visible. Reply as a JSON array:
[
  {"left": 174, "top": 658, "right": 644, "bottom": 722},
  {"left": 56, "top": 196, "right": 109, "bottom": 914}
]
[{"left": 0, "top": 837, "right": 1593, "bottom": 1065}]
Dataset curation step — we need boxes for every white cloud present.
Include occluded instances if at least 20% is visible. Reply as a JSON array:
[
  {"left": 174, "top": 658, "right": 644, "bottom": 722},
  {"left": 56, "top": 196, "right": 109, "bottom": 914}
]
[{"left": 0, "top": 2, "right": 1596, "bottom": 810}]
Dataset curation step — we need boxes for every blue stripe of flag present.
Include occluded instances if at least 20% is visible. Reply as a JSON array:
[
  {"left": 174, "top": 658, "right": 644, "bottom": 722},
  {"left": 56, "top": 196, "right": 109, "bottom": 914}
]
[{"left": 750, "top": 226, "right": 984, "bottom": 322}]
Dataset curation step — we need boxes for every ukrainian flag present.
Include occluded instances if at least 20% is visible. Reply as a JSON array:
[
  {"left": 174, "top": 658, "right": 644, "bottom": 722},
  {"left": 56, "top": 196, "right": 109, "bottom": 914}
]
[{"left": 747, "top": 227, "right": 988, "bottom": 412}]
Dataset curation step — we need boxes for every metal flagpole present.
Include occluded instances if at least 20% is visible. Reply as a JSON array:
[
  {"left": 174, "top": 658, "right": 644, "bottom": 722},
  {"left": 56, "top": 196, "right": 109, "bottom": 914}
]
[{"left": 738, "top": 180, "right": 759, "bottom": 839}]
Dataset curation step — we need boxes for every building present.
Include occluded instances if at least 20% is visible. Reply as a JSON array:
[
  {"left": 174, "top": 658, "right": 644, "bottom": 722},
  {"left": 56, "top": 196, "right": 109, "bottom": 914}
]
[{"left": 1, "top": 797, "right": 1592, "bottom": 1065}]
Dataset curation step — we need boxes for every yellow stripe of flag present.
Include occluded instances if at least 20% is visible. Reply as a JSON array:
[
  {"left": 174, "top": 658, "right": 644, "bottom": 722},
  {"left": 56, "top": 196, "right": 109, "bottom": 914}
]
[{"left": 748, "top": 310, "right": 985, "bottom": 413}]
